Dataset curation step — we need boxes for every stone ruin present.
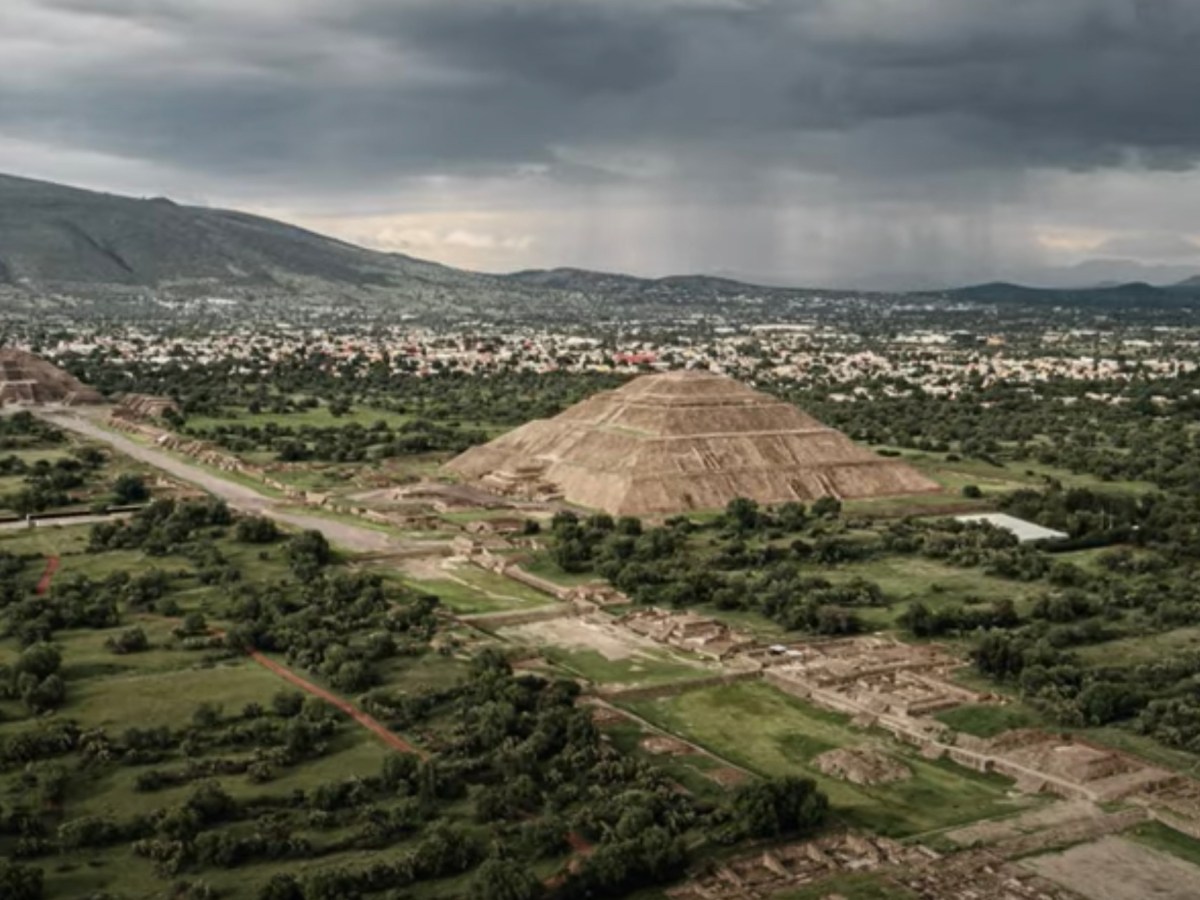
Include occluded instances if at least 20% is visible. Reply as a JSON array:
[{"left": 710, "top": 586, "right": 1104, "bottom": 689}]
[
  {"left": 0, "top": 348, "right": 102, "bottom": 406},
  {"left": 620, "top": 607, "right": 756, "bottom": 660},
  {"left": 763, "top": 635, "right": 984, "bottom": 718},
  {"left": 814, "top": 746, "right": 912, "bottom": 785},
  {"left": 666, "top": 832, "right": 1084, "bottom": 900},
  {"left": 114, "top": 393, "right": 179, "bottom": 420},
  {"left": 969, "top": 730, "right": 1175, "bottom": 802},
  {"left": 666, "top": 832, "right": 933, "bottom": 900},
  {"left": 478, "top": 459, "right": 563, "bottom": 502},
  {"left": 445, "top": 369, "right": 940, "bottom": 516}
]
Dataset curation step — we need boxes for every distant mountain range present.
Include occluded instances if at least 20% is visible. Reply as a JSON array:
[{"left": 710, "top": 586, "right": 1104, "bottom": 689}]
[
  {"left": 0, "top": 171, "right": 1197, "bottom": 319},
  {"left": 0, "top": 172, "right": 462, "bottom": 290}
]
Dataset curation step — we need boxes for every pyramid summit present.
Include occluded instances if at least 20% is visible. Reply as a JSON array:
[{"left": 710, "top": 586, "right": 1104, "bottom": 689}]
[{"left": 444, "top": 370, "right": 940, "bottom": 516}]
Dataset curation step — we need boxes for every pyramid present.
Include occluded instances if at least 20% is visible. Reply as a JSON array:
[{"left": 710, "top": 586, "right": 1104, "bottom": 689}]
[
  {"left": 0, "top": 349, "right": 103, "bottom": 406},
  {"left": 444, "top": 370, "right": 940, "bottom": 516}
]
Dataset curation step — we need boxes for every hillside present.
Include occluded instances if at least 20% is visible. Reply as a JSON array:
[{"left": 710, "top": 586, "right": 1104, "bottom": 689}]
[
  {"left": 0, "top": 173, "right": 461, "bottom": 291},
  {"left": 945, "top": 280, "right": 1200, "bottom": 310},
  {"left": 1, "top": 172, "right": 1197, "bottom": 324}
]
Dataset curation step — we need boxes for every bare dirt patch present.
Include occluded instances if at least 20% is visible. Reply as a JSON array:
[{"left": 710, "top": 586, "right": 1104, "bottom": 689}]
[
  {"left": 814, "top": 746, "right": 912, "bottom": 785},
  {"left": 640, "top": 735, "right": 694, "bottom": 756},
  {"left": 1023, "top": 835, "right": 1200, "bottom": 900},
  {"left": 396, "top": 554, "right": 460, "bottom": 581},
  {"left": 946, "top": 799, "right": 1103, "bottom": 847},
  {"left": 706, "top": 766, "right": 749, "bottom": 787},
  {"left": 501, "top": 615, "right": 666, "bottom": 661}
]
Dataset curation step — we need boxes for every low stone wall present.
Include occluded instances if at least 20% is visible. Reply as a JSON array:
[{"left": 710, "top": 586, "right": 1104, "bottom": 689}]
[{"left": 497, "top": 564, "right": 573, "bottom": 600}]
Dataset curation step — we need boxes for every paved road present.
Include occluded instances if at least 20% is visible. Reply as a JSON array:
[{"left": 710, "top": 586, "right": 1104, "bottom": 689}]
[{"left": 41, "top": 411, "right": 450, "bottom": 557}]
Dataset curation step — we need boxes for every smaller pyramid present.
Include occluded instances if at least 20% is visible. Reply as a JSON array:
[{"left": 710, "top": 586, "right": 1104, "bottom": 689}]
[
  {"left": 0, "top": 349, "right": 103, "bottom": 406},
  {"left": 444, "top": 370, "right": 939, "bottom": 516}
]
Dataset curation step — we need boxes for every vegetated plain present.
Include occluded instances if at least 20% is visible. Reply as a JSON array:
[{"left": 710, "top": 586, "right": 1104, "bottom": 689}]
[{"left": 624, "top": 681, "right": 1033, "bottom": 838}]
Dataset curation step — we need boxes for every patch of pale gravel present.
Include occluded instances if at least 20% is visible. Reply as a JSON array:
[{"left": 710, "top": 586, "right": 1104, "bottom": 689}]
[
  {"left": 946, "top": 799, "right": 1101, "bottom": 847},
  {"left": 1023, "top": 835, "right": 1200, "bottom": 900}
]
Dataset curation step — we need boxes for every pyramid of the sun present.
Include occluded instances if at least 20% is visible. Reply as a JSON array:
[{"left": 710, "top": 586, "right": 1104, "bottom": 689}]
[
  {"left": 444, "top": 370, "right": 939, "bottom": 516},
  {"left": 0, "top": 349, "right": 103, "bottom": 406}
]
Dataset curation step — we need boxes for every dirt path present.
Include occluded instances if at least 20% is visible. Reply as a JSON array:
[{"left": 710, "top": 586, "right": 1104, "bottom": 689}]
[
  {"left": 247, "top": 649, "right": 425, "bottom": 756},
  {"left": 35, "top": 555, "right": 60, "bottom": 595}
]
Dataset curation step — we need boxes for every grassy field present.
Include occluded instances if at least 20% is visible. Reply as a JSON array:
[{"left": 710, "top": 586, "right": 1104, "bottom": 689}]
[
  {"left": 1077, "top": 626, "right": 1200, "bottom": 666},
  {"left": 601, "top": 717, "right": 732, "bottom": 803},
  {"left": 402, "top": 565, "right": 556, "bottom": 615},
  {"left": 778, "top": 873, "right": 919, "bottom": 900},
  {"left": 1127, "top": 821, "right": 1200, "bottom": 868},
  {"left": 935, "top": 703, "right": 1045, "bottom": 738},
  {"left": 64, "top": 661, "right": 288, "bottom": 730},
  {"left": 522, "top": 551, "right": 606, "bottom": 587},
  {"left": 826, "top": 555, "right": 1043, "bottom": 630},
  {"left": 451, "top": 564, "right": 557, "bottom": 604},
  {"left": 539, "top": 644, "right": 710, "bottom": 687},
  {"left": 625, "top": 681, "right": 1033, "bottom": 837}
]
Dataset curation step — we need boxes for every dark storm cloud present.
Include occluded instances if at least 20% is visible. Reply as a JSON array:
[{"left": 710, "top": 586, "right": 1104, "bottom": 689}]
[
  {"left": 3, "top": 0, "right": 1200, "bottom": 286},
  {"left": 7, "top": 0, "right": 1200, "bottom": 191}
]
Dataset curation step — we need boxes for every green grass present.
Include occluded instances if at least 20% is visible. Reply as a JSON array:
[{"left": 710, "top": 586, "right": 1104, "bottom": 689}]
[
  {"left": 450, "top": 564, "right": 557, "bottom": 604},
  {"left": 778, "top": 873, "right": 919, "bottom": 900},
  {"left": 541, "top": 645, "right": 708, "bottom": 687},
  {"left": 522, "top": 551, "right": 606, "bottom": 587},
  {"left": 936, "top": 703, "right": 1044, "bottom": 738},
  {"left": 1127, "top": 821, "right": 1200, "bottom": 868},
  {"left": 63, "top": 661, "right": 288, "bottom": 731},
  {"left": 602, "top": 719, "right": 730, "bottom": 803},
  {"left": 0, "top": 521, "right": 93, "bottom": 556},
  {"left": 1077, "top": 626, "right": 1200, "bottom": 666},
  {"left": 402, "top": 566, "right": 555, "bottom": 615},
  {"left": 625, "top": 681, "right": 1031, "bottom": 837}
]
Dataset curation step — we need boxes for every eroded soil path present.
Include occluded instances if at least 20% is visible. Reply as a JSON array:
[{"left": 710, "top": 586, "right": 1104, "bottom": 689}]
[{"left": 35, "top": 555, "right": 60, "bottom": 595}]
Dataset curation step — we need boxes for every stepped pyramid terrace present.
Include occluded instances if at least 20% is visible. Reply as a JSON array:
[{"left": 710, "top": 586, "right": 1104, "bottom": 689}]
[
  {"left": 0, "top": 348, "right": 102, "bottom": 406},
  {"left": 444, "top": 370, "right": 939, "bottom": 516}
]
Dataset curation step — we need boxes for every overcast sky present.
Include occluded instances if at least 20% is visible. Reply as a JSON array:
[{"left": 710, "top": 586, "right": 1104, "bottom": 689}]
[{"left": 3, "top": 0, "right": 1200, "bottom": 288}]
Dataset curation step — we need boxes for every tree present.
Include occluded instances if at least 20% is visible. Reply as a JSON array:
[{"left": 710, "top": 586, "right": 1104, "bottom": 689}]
[
  {"left": 286, "top": 530, "right": 332, "bottom": 579},
  {"left": 728, "top": 776, "right": 828, "bottom": 840},
  {"left": 724, "top": 497, "right": 761, "bottom": 533},
  {"left": 106, "top": 626, "right": 149, "bottom": 655},
  {"left": 468, "top": 858, "right": 544, "bottom": 900},
  {"left": 0, "top": 861, "right": 43, "bottom": 900},
  {"left": 272, "top": 690, "right": 304, "bottom": 718},
  {"left": 259, "top": 874, "right": 303, "bottom": 900},
  {"left": 811, "top": 496, "right": 842, "bottom": 518},
  {"left": 235, "top": 516, "right": 281, "bottom": 544},
  {"left": 112, "top": 473, "right": 150, "bottom": 504}
]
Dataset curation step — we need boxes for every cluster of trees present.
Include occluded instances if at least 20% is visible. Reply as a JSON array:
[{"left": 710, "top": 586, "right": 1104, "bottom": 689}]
[
  {"left": 0, "top": 413, "right": 64, "bottom": 450},
  {"left": 784, "top": 367, "right": 1200, "bottom": 494},
  {"left": 89, "top": 498, "right": 233, "bottom": 557},
  {"left": 63, "top": 350, "right": 623, "bottom": 432},
  {"left": 0, "top": 643, "right": 66, "bottom": 714},
  {"left": 546, "top": 504, "right": 887, "bottom": 634},
  {"left": 1, "top": 448, "right": 106, "bottom": 516},
  {"left": 224, "top": 566, "right": 435, "bottom": 694},
  {"left": 188, "top": 417, "right": 489, "bottom": 463}
]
